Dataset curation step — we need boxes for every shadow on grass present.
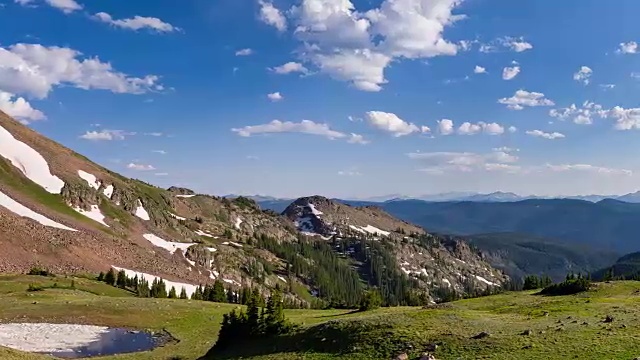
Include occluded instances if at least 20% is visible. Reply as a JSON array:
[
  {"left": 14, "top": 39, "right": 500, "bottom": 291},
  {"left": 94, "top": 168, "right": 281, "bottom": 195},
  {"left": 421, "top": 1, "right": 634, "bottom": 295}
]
[{"left": 199, "top": 315, "right": 416, "bottom": 360}]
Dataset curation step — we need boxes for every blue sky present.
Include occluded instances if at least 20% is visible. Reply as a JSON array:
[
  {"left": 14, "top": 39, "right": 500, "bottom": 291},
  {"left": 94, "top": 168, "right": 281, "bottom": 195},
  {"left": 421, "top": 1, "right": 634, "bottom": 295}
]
[{"left": 1, "top": 0, "right": 640, "bottom": 199}]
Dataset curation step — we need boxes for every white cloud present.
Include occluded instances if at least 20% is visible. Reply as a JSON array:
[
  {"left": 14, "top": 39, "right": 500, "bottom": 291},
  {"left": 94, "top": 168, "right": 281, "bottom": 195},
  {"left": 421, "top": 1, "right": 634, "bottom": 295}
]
[
  {"left": 545, "top": 164, "right": 631, "bottom": 176},
  {"left": 457, "top": 122, "right": 505, "bottom": 135},
  {"left": 0, "top": 91, "right": 45, "bottom": 123},
  {"left": 474, "top": 65, "right": 486, "bottom": 74},
  {"left": 617, "top": 41, "right": 638, "bottom": 54},
  {"left": 508, "top": 126, "right": 517, "bottom": 133},
  {"left": 600, "top": 84, "right": 615, "bottom": 90},
  {"left": 127, "top": 163, "right": 156, "bottom": 171},
  {"left": 526, "top": 130, "right": 565, "bottom": 140},
  {"left": 279, "top": 0, "right": 464, "bottom": 91},
  {"left": 45, "top": 0, "right": 81, "bottom": 13},
  {"left": 79, "top": 129, "right": 134, "bottom": 141},
  {"left": 258, "top": 0, "right": 287, "bottom": 32},
  {"left": 93, "top": 12, "right": 179, "bottom": 33},
  {"left": 0, "top": 43, "right": 162, "bottom": 99},
  {"left": 14, "top": 0, "right": 35, "bottom": 5},
  {"left": 480, "top": 36, "right": 533, "bottom": 53},
  {"left": 632, "top": 72, "right": 640, "bottom": 80},
  {"left": 365, "top": 111, "right": 422, "bottom": 137},
  {"left": 338, "top": 170, "right": 362, "bottom": 176},
  {"left": 502, "top": 66, "right": 520, "bottom": 80},
  {"left": 144, "top": 132, "right": 164, "bottom": 136},
  {"left": 152, "top": 150, "right": 167, "bottom": 154},
  {"left": 232, "top": 119, "right": 346, "bottom": 139},
  {"left": 154, "top": 172, "right": 169, "bottom": 176},
  {"left": 267, "top": 92, "right": 284, "bottom": 101},
  {"left": 438, "top": 119, "right": 454, "bottom": 135},
  {"left": 599, "top": 106, "right": 640, "bottom": 130},
  {"left": 421, "top": 125, "right": 431, "bottom": 133},
  {"left": 573, "top": 66, "right": 592, "bottom": 85},
  {"left": 407, "top": 150, "right": 519, "bottom": 174},
  {"left": 549, "top": 101, "right": 603, "bottom": 125},
  {"left": 493, "top": 146, "right": 519, "bottom": 153},
  {"left": 498, "top": 90, "right": 555, "bottom": 110},
  {"left": 347, "top": 133, "right": 369, "bottom": 145},
  {"left": 246, "top": 155, "right": 260, "bottom": 160},
  {"left": 270, "top": 61, "right": 309, "bottom": 75},
  {"left": 235, "top": 48, "right": 253, "bottom": 56}
]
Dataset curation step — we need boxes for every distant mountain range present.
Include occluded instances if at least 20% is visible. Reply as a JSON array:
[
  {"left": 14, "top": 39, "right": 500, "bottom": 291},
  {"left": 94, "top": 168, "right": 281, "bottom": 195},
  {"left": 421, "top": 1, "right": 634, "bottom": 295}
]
[{"left": 363, "top": 191, "right": 640, "bottom": 203}]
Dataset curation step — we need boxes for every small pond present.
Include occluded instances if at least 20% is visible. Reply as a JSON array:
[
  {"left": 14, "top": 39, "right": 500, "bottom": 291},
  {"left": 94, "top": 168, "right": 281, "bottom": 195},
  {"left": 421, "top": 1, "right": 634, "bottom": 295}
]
[{"left": 0, "top": 323, "right": 174, "bottom": 358}]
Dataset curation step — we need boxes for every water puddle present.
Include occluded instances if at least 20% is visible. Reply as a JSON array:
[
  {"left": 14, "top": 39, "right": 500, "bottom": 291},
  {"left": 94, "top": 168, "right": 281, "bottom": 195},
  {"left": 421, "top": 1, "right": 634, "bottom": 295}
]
[{"left": 0, "top": 323, "right": 175, "bottom": 358}]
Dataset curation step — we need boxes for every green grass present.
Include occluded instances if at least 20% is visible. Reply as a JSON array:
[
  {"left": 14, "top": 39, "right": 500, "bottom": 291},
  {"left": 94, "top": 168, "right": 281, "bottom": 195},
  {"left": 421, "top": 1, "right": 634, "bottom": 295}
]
[
  {"left": 2, "top": 276, "right": 640, "bottom": 359},
  {"left": 99, "top": 198, "right": 133, "bottom": 227},
  {"left": 0, "top": 158, "right": 93, "bottom": 225}
]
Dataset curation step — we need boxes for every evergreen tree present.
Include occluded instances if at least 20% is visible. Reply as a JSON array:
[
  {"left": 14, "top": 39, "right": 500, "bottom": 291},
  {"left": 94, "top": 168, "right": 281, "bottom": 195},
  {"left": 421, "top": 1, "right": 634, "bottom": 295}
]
[
  {"left": 523, "top": 275, "right": 540, "bottom": 290},
  {"left": 168, "top": 286, "right": 178, "bottom": 298},
  {"left": 541, "top": 274, "right": 553, "bottom": 288},
  {"left": 191, "top": 285, "right": 204, "bottom": 300},
  {"left": 226, "top": 286, "right": 236, "bottom": 303},
  {"left": 246, "top": 288, "right": 261, "bottom": 333},
  {"left": 97, "top": 272, "right": 105, "bottom": 282},
  {"left": 137, "top": 278, "right": 150, "bottom": 298},
  {"left": 203, "top": 284, "right": 213, "bottom": 301},
  {"left": 104, "top": 268, "right": 116, "bottom": 286},
  {"left": 240, "top": 286, "right": 251, "bottom": 305},
  {"left": 265, "top": 289, "right": 286, "bottom": 333},
  {"left": 359, "top": 289, "right": 383, "bottom": 311},
  {"left": 116, "top": 270, "right": 127, "bottom": 288},
  {"left": 179, "top": 287, "right": 188, "bottom": 299},
  {"left": 212, "top": 280, "right": 227, "bottom": 303}
]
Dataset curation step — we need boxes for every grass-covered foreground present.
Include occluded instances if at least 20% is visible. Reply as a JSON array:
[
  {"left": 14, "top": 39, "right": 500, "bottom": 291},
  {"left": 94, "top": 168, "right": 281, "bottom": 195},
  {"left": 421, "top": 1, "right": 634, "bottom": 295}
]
[{"left": 2, "top": 275, "right": 640, "bottom": 359}]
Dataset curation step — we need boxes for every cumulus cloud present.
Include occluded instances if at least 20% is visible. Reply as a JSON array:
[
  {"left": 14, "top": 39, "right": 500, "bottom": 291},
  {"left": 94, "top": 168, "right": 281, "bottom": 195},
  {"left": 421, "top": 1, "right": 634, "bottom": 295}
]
[
  {"left": 573, "top": 66, "right": 593, "bottom": 85},
  {"left": 235, "top": 48, "right": 253, "bottom": 56},
  {"left": 599, "top": 106, "right": 640, "bottom": 130},
  {"left": 498, "top": 90, "right": 555, "bottom": 110},
  {"left": 526, "top": 130, "right": 565, "bottom": 140},
  {"left": 549, "top": 101, "right": 603, "bottom": 125},
  {"left": 258, "top": 0, "right": 287, "bottom": 32},
  {"left": 457, "top": 122, "right": 504, "bottom": 135},
  {"left": 347, "top": 133, "right": 370, "bottom": 145},
  {"left": 0, "top": 43, "right": 162, "bottom": 99},
  {"left": 617, "top": 41, "right": 638, "bottom": 54},
  {"left": 127, "top": 163, "right": 156, "bottom": 171},
  {"left": 93, "top": 12, "right": 179, "bottom": 33},
  {"left": 267, "top": 92, "right": 283, "bottom": 101},
  {"left": 502, "top": 66, "right": 520, "bottom": 80},
  {"left": 474, "top": 65, "right": 486, "bottom": 74},
  {"left": 0, "top": 91, "right": 45, "bottom": 123},
  {"left": 407, "top": 150, "right": 519, "bottom": 174},
  {"left": 270, "top": 61, "right": 309, "bottom": 75},
  {"left": 263, "top": 0, "right": 465, "bottom": 91},
  {"left": 365, "top": 111, "right": 424, "bottom": 137},
  {"left": 231, "top": 119, "right": 346, "bottom": 139},
  {"left": 45, "top": 0, "right": 82, "bottom": 13},
  {"left": 438, "top": 119, "right": 454, "bottom": 135},
  {"left": 79, "top": 129, "right": 134, "bottom": 141},
  {"left": 480, "top": 36, "right": 533, "bottom": 53}
]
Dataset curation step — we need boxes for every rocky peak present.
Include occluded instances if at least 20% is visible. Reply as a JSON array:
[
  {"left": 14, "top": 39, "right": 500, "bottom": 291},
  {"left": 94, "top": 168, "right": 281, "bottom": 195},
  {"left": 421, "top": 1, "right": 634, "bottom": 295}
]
[{"left": 167, "top": 186, "right": 195, "bottom": 195}]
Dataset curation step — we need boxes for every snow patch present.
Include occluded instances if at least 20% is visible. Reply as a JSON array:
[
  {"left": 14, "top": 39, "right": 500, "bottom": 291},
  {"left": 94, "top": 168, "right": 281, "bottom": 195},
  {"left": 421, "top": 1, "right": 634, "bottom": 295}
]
[
  {"left": 223, "top": 278, "right": 240, "bottom": 286},
  {"left": 195, "top": 230, "right": 214, "bottom": 237},
  {"left": 0, "top": 125, "right": 65, "bottom": 194},
  {"left": 168, "top": 212, "right": 186, "bottom": 221},
  {"left": 77, "top": 170, "right": 100, "bottom": 190},
  {"left": 234, "top": 217, "right": 243, "bottom": 230},
  {"left": 73, "top": 204, "right": 109, "bottom": 227},
  {"left": 308, "top": 203, "right": 323, "bottom": 216},
  {"left": 475, "top": 275, "right": 500, "bottom": 287},
  {"left": 0, "top": 323, "right": 109, "bottom": 353},
  {"left": 0, "top": 190, "right": 76, "bottom": 231},
  {"left": 183, "top": 254, "right": 195, "bottom": 267},
  {"left": 277, "top": 275, "right": 287, "bottom": 282},
  {"left": 401, "top": 267, "right": 411, "bottom": 275},
  {"left": 442, "top": 278, "right": 451, "bottom": 287},
  {"left": 360, "top": 225, "right": 390, "bottom": 236},
  {"left": 135, "top": 200, "right": 150, "bottom": 221},
  {"left": 206, "top": 247, "right": 217, "bottom": 253},
  {"left": 103, "top": 185, "right": 114, "bottom": 199},
  {"left": 142, "top": 233, "right": 195, "bottom": 254},
  {"left": 349, "top": 225, "right": 366, "bottom": 234},
  {"left": 222, "top": 241, "right": 243, "bottom": 248},
  {"left": 209, "top": 271, "right": 216, "bottom": 279},
  {"left": 175, "top": 194, "right": 195, "bottom": 198},
  {"left": 112, "top": 266, "right": 197, "bottom": 298}
]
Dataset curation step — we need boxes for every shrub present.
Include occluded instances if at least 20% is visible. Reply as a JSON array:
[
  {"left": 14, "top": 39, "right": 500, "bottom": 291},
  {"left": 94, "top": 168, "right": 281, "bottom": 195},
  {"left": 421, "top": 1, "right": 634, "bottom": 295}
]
[
  {"left": 28, "top": 266, "right": 51, "bottom": 277},
  {"left": 27, "top": 284, "right": 43, "bottom": 292},
  {"left": 359, "top": 289, "right": 382, "bottom": 311}
]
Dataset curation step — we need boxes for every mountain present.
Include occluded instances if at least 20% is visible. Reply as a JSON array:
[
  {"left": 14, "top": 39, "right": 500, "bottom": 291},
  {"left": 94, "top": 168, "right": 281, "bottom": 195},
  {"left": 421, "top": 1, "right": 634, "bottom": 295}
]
[
  {"left": 0, "top": 110, "right": 506, "bottom": 305},
  {"left": 592, "top": 252, "right": 640, "bottom": 280},
  {"left": 459, "top": 191, "right": 524, "bottom": 202},
  {"left": 467, "top": 233, "right": 618, "bottom": 282},
  {"left": 281, "top": 196, "right": 509, "bottom": 298}
]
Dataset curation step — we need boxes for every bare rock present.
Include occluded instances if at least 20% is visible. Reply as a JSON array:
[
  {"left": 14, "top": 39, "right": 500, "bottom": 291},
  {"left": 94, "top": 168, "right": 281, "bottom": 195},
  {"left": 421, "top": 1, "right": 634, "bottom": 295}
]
[
  {"left": 604, "top": 315, "right": 614, "bottom": 323},
  {"left": 521, "top": 329, "right": 532, "bottom": 336},
  {"left": 420, "top": 353, "right": 437, "bottom": 360},
  {"left": 393, "top": 353, "right": 409, "bottom": 360}
]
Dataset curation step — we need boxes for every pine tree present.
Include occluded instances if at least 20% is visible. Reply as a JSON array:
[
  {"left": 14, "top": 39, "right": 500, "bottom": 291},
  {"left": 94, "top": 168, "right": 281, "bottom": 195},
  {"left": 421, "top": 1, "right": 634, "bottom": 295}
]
[
  {"left": 137, "top": 278, "right": 150, "bottom": 298},
  {"left": 203, "top": 284, "right": 213, "bottom": 301},
  {"left": 212, "top": 280, "right": 226, "bottom": 303},
  {"left": 192, "top": 285, "right": 204, "bottom": 300},
  {"left": 246, "top": 288, "right": 261, "bottom": 333},
  {"left": 104, "top": 268, "right": 116, "bottom": 286},
  {"left": 265, "top": 289, "right": 286, "bottom": 333},
  {"left": 226, "top": 286, "right": 236, "bottom": 303},
  {"left": 116, "top": 270, "right": 127, "bottom": 288},
  {"left": 168, "top": 286, "right": 178, "bottom": 299},
  {"left": 179, "top": 287, "right": 188, "bottom": 299},
  {"left": 97, "top": 272, "right": 105, "bottom": 282},
  {"left": 240, "top": 286, "right": 251, "bottom": 305}
]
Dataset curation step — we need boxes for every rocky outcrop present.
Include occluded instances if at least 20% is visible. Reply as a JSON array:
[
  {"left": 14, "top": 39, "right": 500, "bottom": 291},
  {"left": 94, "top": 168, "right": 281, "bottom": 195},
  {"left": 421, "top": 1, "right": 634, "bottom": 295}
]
[{"left": 185, "top": 245, "right": 214, "bottom": 268}]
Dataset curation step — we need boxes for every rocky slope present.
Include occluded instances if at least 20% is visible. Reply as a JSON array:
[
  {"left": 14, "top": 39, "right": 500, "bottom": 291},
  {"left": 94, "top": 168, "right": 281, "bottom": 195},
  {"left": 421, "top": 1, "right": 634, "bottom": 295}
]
[{"left": 0, "top": 110, "right": 507, "bottom": 304}]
